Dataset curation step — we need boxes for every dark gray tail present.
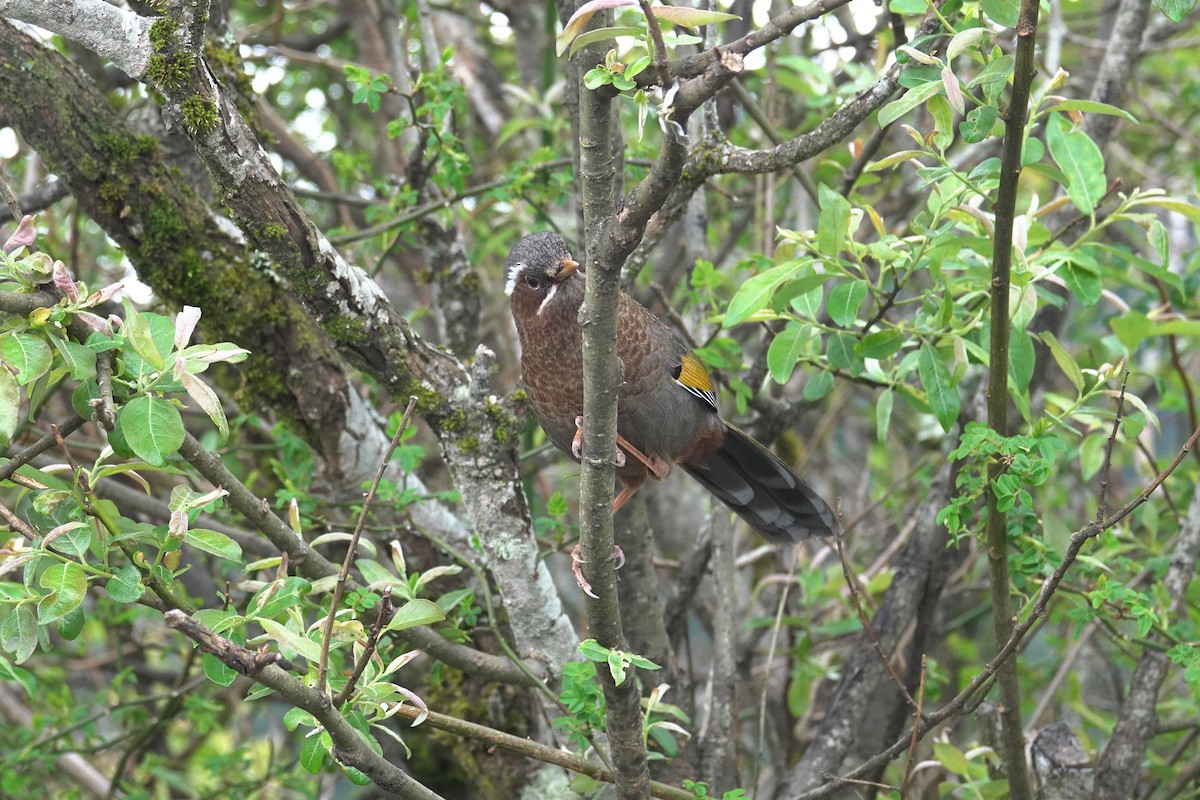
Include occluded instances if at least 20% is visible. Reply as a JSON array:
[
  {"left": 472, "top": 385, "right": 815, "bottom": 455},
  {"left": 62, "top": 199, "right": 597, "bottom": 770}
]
[{"left": 681, "top": 424, "right": 841, "bottom": 543}]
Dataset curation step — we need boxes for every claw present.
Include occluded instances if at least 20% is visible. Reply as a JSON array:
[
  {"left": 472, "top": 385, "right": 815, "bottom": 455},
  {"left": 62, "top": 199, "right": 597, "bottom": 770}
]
[
  {"left": 571, "top": 543, "right": 599, "bottom": 599},
  {"left": 572, "top": 415, "right": 630, "bottom": 467},
  {"left": 571, "top": 417, "right": 584, "bottom": 461},
  {"left": 570, "top": 543, "right": 626, "bottom": 599}
]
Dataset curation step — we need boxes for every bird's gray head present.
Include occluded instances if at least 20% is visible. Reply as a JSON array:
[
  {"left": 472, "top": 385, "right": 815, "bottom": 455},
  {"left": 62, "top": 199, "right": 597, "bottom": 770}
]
[{"left": 504, "top": 232, "right": 582, "bottom": 317}]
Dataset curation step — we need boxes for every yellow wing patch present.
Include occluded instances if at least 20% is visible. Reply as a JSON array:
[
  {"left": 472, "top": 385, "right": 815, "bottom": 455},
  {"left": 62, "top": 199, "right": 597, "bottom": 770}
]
[{"left": 674, "top": 352, "right": 718, "bottom": 412}]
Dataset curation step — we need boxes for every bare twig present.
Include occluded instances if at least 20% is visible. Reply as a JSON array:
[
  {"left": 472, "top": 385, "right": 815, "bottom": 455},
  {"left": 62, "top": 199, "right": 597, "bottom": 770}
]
[
  {"left": 0, "top": 172, "right": 22, "bottom": 220},
  {"left": 836, "top": 536, "right": 917, "bottom": 710},
  {"left": 317, "top": 396, "right": 418, "bottom": 694},
  {"left": 636, "top": 0, "right": 668, "bottom": 87},
  {"left": 0, "top": 414, "right": 87, "bottom": 483},
  {"left": 334, "top": 587, "right": 396, "bottom": 706},
  {"left": 1096, "top": 371, "right": 1129, "bottom": 523},
  {"left": 901, "top": 655, "right": 928, "bottom": 795}
]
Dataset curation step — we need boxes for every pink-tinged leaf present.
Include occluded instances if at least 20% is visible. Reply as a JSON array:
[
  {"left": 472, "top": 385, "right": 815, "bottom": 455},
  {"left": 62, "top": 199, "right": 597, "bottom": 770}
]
[
  {"left": 3, "top": 215, "right": 36, "bottom": 254},
  {"left": 557, "top": 0, "right": 637, "bottom": 56},
  {"left": 52, "top": 261, "right": 79, "bottom": 304},
  {"left": 382, "top": 649, "right": 421, "bottom": 677},
  {"left": 43, "top": 521, "right": 89, "bottom": 549},
  {"left": 174, "top": 306, "right": 202, "bottom": 351},
  {"left": 169, "top": 509, "right": 188, "bottom": 539},
  {"left": 942, "top": 66, "right": 965, "bottom": 115},
  {"left": 75, "top": 312, "right": 114, "bottom": 336},
  {"left": 0, "top": 553, "right": 36, "bottom": 578},
  {"left": 178, "top": 365, "right": 230, "bottom": 443},
  {"left": 84, "top": 282, "right": 123, "bottom": 308},
  {"left": 649, "top": 6, "right": 739, "bottom": 26},
  {"left": 395, "top": 686, "right": 429, "bottom": 726}
]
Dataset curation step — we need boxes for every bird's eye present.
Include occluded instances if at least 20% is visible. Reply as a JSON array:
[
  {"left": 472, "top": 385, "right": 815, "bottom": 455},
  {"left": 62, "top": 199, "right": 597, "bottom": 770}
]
[{"left": 523, "top": 275, "right": 540, "bottom": 289}]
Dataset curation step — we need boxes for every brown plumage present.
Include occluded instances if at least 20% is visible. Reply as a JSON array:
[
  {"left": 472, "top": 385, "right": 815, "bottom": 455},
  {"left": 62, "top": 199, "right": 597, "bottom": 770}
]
[{"left": 506, "top": 232, "right": 841, "bottom": 543}]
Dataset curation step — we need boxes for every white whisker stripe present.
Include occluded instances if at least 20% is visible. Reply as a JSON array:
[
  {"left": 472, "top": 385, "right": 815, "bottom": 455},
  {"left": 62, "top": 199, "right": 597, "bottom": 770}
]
[
  {"left": 504, "top": 262, "right": 525, "bottom": 296},
  {"left": 536, "top": 284, "right": 558, "bottom": 315}
]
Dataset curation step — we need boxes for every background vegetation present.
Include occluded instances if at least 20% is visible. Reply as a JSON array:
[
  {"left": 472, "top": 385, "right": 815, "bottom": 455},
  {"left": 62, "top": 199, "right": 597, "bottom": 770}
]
[{"left": 0, "top": 0, "right": 1198, "bottom": 798}]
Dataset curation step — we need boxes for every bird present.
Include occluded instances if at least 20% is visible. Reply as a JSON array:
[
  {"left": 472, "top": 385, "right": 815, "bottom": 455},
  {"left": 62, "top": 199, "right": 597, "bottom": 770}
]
[{"left": 505, "top": 232, "right": 841, "bottom": 585}]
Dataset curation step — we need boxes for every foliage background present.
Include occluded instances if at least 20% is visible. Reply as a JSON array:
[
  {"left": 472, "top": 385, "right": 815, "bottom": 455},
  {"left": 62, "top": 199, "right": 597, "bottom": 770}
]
[{"left": 0, "top": 0, "right": 1198, "bottom": 799}]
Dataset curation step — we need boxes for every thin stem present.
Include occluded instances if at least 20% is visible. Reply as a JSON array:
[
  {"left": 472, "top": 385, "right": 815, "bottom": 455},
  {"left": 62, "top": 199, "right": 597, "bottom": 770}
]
[
  {"left": 982, "top": 0, "right": 1041, "bottom": 794},
  {"left": 316, "top": 396, "right": 417, "bottom": 694}
]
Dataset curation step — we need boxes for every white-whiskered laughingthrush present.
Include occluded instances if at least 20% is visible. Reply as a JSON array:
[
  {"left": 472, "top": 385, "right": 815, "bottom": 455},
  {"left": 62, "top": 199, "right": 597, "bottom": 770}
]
[{"left": 506, "top": 232, "right": 842, "bottom": 546}]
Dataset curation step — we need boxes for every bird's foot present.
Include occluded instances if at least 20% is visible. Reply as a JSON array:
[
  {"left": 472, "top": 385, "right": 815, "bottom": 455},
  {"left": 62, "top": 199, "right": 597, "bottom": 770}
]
[
  {"left": 571, "top": 416, "right": 626, "bottom": 467},
  {"left": 570, "top": 543, "right": 625, "bottom": 600},
  {"left": 616, "top": 432, "right": 672, "bottom": 481}
]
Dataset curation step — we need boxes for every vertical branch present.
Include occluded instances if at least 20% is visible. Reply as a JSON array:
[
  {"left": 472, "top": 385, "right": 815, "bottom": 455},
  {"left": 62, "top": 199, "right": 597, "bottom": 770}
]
[
  {"left": 574, "top": 6, "right": 651, "bottom": 798},
  {"left": 984, "top": 0, "right": 1041, "bottom": 797}
]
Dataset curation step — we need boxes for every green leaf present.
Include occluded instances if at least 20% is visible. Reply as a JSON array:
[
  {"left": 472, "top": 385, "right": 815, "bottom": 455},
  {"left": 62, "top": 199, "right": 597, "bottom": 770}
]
[
  {"left": 970, "top": 54, "right": 1014, "bottom": 87},
  {"left": 1061, "top": 262, "right": 1102, "bottom": 306},
  {"left": 864, "top": 150, "right": 927, "bottom": 173},
  {"left": 1154, "top": 0, "right": 1198, "bottom": 22},
  {"left": 1110, "top": 311, "right": 1153, "bottom": 352},
  {"left": 300, "top": 733, "right": 326, "bottom": 774},
  {"left": 722, "top": 261, "right": 802, "bottom": 327},
  {"left": 982, "top": 0, "right": 1020, "bottom": 26},
  {"left": 106, "top": 564, "right": 145, "bottom": 603},
  {"left": 856, "top": 329, "right": 905, "bottom": 360},
  {"left": 767, "top": 325, "right": 810, "bottom": 384},
  {"left": 566, "top": 26, "right": 642, "bottom": 58},
  {"left": 817, "top": 184, "right": 852, "bottom": 259},
  {"left": 1008, "top": 327, "right": 1035, "bottom": 394},
  {"left": 0, "top": 366, "right": 17, "bottom": 446},
  {"left": 918, "top": 343, "right": 960, "bottom": 432},
  {"left": 117, "top": 395, "right": 185, "bottom": 467},
  {"left": 578, "top": 638, "right": 610, "bottom": 662},
  {"left": 0, "top": 333, "right": 52, "bottom": 386},
  {"left": 51, "top": 338, "right": 96, "bottom": 381},
  {"left": 37, "top": 562, "right": 88, "bottom": 624},
  {"left": 1046, "top": 99, "right": 1139, "bottom": 124},
  {"left": 203, "top": 652, "right": 237, "bottom": 686},
  {"left": 803, "top": 370, "right": 834, "bottom": 402},
  {"left": 650, "top": 6, "right": 739, "bottom": 26},
  {"left": 57, "top": 606, "right": 85, "bottom": 641},
  {"left": 947, "top": 27, "right": 993, "bottom": 60},
  {"left": 608, "top": 650, "right": 628, "bottom": 684},
  {"left": 826, "top": 281, "right": 867, "bottom": 328},
  {"left": 1036, "top": 331, "right": 1083, "bottom": 392},
  {"left": 878, "top": 79, "right": 943, "bottom": 128},
  {"left": 185, "top": 528, "right": 243, "bottom": 562},
  {"left": 826, "top": 332, "right": 863, "bottom": 375},
  {"left": 384, "top": 598, "right": 446, "bottom": 633},
  {"left": 258, "top": 619, "right": 321, "bottom": 662},
  {"left": 875, "top": 388, "right": 894, "bottom": 442},
  {"left": 122, "top": 298, "right": 165, "bottom": 371},
  {"left": 1079, "top": 433, "right": 1106, "bottom": 480},
  {"left": 1046, "top": 114, "right": 1106, "bottom": 215},
  {"left": 934, "top": 741, "right": 972, "bottom": 777},
  {"left": 0, "top": 604, "right": 37, "bottom": 663},
  {"left": 960, "top": 105, "right": 997, "bottom": 143},
  {"left": 0, "top": 654, "right": 36, "bottom": 699}
]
